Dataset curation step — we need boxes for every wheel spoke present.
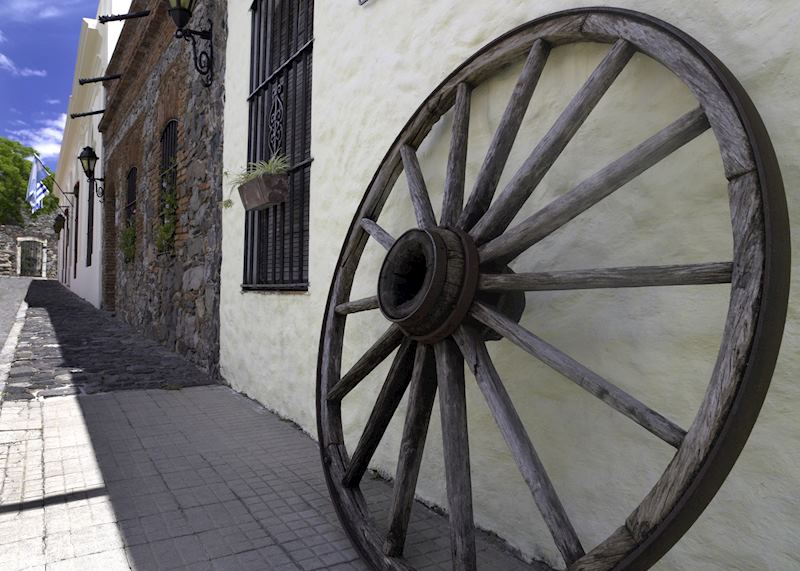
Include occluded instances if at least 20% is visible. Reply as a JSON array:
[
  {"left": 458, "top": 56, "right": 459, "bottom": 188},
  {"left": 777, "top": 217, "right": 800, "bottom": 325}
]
[
  {"left": 335, "top": 295, "right": 380, "bottom": 315},
  {"left": 479, "top": 262, "right": 732, "bottom": 292},
  {"left": 343, "top": 340, "right": 416, "bottom": 488},
  {"left": 327, "top": 324, "right": 405, "bottom": 402},
  {"left": 441, "top": 83, "right": 472, "bottom": 227},
  {"left": 384, "top": 344, "right": 438, "bottom": 557},
  {"left": 470, "top": 301, "right": 686, "bottom": 447},
  {"left": 360, "top": 218, "right": 395, "bottom": 250},
  {"left": 480, "top": 107, "right": 710, "bottom": 265},
  {"left": 435, "top": 338, "right": 476, "bottom": 570},
  {"left": 453, "top": 326, "right": 584, "bottom": 564},
  {"left": 459, "top": 39, "right": 549, "bottom": 231},
  {"left": 400, "top": 144, "right": 437, "bottom": 229},
  {"left": 470, "top": 39, "right": 636, "bottom": 245}
]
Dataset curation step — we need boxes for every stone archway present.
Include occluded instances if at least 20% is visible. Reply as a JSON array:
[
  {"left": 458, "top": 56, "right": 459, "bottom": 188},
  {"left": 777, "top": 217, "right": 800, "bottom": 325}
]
[{"left": 16, "top": 237, "right": 47, "bottom": 278}]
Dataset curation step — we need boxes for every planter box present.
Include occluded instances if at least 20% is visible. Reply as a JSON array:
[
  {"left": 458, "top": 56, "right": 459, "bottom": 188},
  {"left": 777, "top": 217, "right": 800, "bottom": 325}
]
[{"left": 238, "top": 173, "right": 289, "bottom": 211}]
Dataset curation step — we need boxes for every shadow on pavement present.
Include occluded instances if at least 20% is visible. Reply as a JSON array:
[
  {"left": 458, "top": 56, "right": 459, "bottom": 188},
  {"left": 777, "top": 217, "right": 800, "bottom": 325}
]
[
  {"left": 3, "top": 280, "right": 539, "bottom": 570},
  {"left": 5, "top": 281, "right": 212, "bottom": 400}
]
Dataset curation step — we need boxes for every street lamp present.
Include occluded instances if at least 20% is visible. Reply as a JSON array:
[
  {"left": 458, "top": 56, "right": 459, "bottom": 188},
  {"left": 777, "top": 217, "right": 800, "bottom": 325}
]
[
  {"left": 78, "top": 146, "right": 105, "bottom": 201},
  {"left": 166, "top": 0, "right": 213, "bottom": 87}
]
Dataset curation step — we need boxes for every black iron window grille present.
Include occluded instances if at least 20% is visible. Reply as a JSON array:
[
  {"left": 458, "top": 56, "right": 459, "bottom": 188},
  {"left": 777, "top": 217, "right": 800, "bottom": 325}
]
[
  {"left": 125, "top": 167, "right": 137, "bottom": 223},
  {"left": 160, "top": 120, "right": 178, "bottom": 222},
  {"left": 243, "top": 0, "right": 313, "bottom": 290},
  {"left": 63, "top": 208, "right": 70, "bottom": 283},
  {"left": 86, "top": 180, "right": 94, "bottom": 267},
  {"left": 73, "top": 182, "right": 79, "bottom": 279}
]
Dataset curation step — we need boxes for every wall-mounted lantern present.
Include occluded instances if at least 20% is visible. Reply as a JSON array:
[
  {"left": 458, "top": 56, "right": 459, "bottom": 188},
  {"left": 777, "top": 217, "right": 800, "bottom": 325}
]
[
  {"left": 167, "top": 0, "right": 213, "bottom": 87},
  {"left": 78, "top": 146, "right": 105, "bottom": 201},
  {"left": 53, "top": 214, "right": 65, "bottom": 235}
]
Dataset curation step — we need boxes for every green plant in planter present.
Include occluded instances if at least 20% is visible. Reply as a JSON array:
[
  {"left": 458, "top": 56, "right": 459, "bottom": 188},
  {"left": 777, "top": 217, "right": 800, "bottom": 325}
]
[
  {"left": 223, "top": 154, "right": 290, "bottom": 209},
  {"left": 229, "top": 154, "right": 290, "bottom": 186},
  {"left": 120, "top": 224, "right": 136, "bottom": 263}
]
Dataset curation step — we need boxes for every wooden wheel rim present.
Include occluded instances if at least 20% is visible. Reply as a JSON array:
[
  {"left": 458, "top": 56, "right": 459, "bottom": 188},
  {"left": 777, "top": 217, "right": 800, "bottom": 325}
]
[{"left": 316, "top": 7, "right": 790, "bottom": 571}]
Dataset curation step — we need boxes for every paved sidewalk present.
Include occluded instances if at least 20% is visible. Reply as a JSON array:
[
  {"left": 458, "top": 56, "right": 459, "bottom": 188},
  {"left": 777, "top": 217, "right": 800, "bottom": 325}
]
[
  {"left": 1, "top": 387, "right": 370, "bottom": 570},
  {"left": 0, "top": 281, "right": 534, "bottom": 570}
]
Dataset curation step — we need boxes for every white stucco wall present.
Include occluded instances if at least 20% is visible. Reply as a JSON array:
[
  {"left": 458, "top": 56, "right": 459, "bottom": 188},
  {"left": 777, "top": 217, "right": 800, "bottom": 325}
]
[
  {"left": 55, "top": 0, "right": 130, "bottom": 307},
  {"left": 221, "top": 2, "right": 799, "bottom": 569}
]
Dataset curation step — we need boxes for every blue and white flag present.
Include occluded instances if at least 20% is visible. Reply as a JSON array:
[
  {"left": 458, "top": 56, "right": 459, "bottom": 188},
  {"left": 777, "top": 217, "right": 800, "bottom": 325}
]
[{"left": 26, "top": 155, "right": 49, "bottom": 213}]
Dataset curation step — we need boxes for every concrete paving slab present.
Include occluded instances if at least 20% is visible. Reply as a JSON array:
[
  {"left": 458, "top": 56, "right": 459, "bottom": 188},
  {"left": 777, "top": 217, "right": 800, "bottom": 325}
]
[{"left": 0, "top": 280, "right": 540, "bottom": 570}]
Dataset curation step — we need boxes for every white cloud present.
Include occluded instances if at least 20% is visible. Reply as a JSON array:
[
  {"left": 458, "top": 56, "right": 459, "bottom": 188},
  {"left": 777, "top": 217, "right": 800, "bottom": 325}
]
[
  {"left": 0, "top": 52, "right": 47, "bottom": 77},
  {"left": 45, "top": 99, "right": 60, "bottom": 105},
  {"left": 6, "top": 113, "right": 66, "bottom": 159},
  {"left": 0, "top": 1, "right": 85, "bottom": 22},
  {"left": 0, "top": 30, "right": 6, "bottom": 43}
]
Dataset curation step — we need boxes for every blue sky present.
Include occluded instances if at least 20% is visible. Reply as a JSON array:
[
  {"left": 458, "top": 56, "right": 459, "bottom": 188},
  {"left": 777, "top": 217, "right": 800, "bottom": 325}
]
[{"left": 0, "top": 0, "right": 99, "bottom": 170}]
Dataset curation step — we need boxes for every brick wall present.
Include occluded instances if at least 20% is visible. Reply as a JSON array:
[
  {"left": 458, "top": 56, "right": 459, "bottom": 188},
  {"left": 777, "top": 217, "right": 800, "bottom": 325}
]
[{"left": 99, "top": 0, "right": 226, "bottom": 376}]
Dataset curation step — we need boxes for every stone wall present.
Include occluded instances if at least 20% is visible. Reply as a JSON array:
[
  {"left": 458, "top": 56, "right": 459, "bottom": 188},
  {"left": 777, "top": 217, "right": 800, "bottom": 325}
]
[
  {"left": 99, "top": 0, "right": 226, "bottom": 377},
  {"left": 0, "top": 210, "right": 59, "bottom": 278}
]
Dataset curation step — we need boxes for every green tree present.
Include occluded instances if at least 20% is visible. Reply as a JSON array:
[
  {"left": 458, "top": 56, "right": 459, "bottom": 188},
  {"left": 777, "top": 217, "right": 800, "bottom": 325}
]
[{"left": 0, "top": 136, "right": 59, "bottom": 225}]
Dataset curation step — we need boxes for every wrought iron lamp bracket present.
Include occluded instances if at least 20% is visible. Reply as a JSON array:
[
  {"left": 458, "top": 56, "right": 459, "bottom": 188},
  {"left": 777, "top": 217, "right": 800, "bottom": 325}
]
[
  {"left": 175, "top": 20, "right": 213, "bottom": 87},
  {"left": 88, "top": 178, "right": 105, "bottom": 202}
]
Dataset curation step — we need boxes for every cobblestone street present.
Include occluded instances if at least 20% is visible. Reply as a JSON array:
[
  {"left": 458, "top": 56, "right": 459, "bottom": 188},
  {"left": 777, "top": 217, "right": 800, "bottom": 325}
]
[
  {"left": 0, "top": 279, "right": 532, "bottom": 571},
  {"left": 4, "top": 281, "right": 213, "bottom": 401}
]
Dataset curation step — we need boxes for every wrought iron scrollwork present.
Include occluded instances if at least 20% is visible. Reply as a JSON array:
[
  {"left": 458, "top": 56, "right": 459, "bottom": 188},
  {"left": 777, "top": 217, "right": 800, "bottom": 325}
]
[
  {"left": 87, "top": 178, "right": 105, "bottom": 203},
  {"left": 175, "top": 19, "right": 214, "bottom": 87},
  {"left": 268, "top": 80, "right": 285, "bottom": 157}
]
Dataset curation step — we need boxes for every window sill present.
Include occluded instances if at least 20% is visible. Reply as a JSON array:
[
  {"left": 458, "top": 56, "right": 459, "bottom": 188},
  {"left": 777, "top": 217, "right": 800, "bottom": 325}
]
[{"left": 241, "top": 283, "right": 309, "bottom": 294}]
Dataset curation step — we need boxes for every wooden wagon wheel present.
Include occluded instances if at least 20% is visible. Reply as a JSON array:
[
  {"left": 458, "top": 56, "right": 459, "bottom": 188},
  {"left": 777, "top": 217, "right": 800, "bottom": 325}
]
[{"left": 317, "top": 7, "right": 789, "bottom": 570}]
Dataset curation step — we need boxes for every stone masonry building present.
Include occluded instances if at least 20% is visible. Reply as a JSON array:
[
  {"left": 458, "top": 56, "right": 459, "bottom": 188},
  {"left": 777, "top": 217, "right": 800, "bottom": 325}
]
[{"left": 99, "top": 0, "right": 226, "bottom": 376}]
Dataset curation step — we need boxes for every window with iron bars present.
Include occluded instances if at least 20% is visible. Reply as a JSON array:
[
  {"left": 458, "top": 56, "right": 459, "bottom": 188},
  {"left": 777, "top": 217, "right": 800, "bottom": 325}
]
[
  {"left": 86, "top": 178, "right": 94, "bottom": 267},
  {"left": 243, "top": 0, "right": 313, "bottom": 290},
  {"left": 73, "top": 182, "right": 79, "bottom": 279},
  {"left": 160, "top": 120, "right": 178, "bottom": 223},
  {"left": 125, "top": 167, "right": 137, "bottom": 224}
]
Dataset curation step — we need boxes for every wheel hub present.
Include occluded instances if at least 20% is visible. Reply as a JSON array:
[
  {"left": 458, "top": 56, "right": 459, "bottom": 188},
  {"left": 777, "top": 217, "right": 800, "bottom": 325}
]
[{"left": 378, "top": 227, "right": 479, "bottom": 344}]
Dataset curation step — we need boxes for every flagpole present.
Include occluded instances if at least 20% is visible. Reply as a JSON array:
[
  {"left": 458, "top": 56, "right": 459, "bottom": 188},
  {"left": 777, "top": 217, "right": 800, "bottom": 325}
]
[
  {"left": 33, "top": 153, "right": 74, "bottom": 210},
  {"left": 32, "top": 153, "right": 72, "bottom": 217}
]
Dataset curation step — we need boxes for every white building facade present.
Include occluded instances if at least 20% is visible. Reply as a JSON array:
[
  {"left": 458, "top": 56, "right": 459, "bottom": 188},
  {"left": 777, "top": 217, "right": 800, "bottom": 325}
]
[
  {"left": 55, "top": 0, "right": 130, "bottom": 308},
  {"left": 220, "top": 2, "right": 799, "bottom": 569}
]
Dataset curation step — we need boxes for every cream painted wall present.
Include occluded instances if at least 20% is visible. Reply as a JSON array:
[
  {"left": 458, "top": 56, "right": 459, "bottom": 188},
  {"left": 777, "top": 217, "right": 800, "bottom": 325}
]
[
  {"left": 55, "top": 0, "right": 130, "bottom": 307},
  {"left": 221, "top": 2, "right": 799, "bottom": 569}
]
